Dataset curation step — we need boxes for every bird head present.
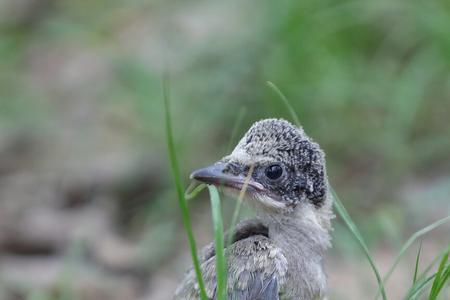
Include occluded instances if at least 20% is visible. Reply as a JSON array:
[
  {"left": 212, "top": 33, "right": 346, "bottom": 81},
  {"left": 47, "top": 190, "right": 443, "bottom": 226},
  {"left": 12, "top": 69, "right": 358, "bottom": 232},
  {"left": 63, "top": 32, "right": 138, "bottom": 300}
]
[{"left": 191, "top": 118, "right": 329, "bottom": 215}]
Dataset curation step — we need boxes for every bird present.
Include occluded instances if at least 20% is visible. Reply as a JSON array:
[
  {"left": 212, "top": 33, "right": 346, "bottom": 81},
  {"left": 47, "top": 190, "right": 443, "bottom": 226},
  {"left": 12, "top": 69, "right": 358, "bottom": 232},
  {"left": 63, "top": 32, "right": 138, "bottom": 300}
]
[{"left": 175, "top": 118, "right": 334, "bottom": 300}]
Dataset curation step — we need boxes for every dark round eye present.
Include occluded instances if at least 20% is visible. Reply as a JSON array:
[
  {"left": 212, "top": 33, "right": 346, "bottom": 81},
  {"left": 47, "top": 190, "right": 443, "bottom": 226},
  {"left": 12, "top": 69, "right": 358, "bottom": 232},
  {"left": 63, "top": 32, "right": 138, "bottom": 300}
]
[{"left": 265, "top": 164, "right": 283, "bottom": 180}]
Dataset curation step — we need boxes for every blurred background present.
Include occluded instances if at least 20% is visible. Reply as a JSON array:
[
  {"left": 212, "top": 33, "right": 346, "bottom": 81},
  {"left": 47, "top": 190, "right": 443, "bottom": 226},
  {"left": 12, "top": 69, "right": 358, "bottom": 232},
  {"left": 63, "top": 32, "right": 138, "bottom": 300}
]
[{"left": 0, "top": 0, "right": 449, "bottom": 299}]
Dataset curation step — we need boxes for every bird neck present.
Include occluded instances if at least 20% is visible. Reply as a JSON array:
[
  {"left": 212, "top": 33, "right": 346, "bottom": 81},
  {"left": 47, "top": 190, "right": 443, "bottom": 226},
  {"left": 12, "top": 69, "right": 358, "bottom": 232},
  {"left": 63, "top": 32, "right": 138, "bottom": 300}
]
[
  {"left": 260, "top": 203, "right": 332, "bottom": 255},
  {"left": 258, "top": 202, "right": 333, "bottom": 298}
]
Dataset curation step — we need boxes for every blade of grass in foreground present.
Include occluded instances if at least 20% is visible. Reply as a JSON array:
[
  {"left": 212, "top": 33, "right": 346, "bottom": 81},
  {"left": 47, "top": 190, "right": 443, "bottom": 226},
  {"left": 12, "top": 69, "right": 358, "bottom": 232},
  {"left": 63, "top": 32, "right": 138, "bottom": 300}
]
[
  {"left": 375, "top": 215, "right": 450, "bottom": 300},
  {"left": 207, "top": 185, "right": 227, "bottom": 300},
  {"left": 405, "top": 245, "right": 450, "bottom": 300},
  {"left": 227, "top": 164, "right": 255, "bottom": 248},
  {"left": 185, "top": 182, "right": 207, "bottom": 201},
  {"left": 332, "top": 188, "right": 387, "bottom": 300},
  {"left": 413, "top": 240, "right": 422, "bottom": 285},
  {"left": 267, "top": 80, "right": 387, "bottom": 300},
  {"left": 163, "top": 78, "right": 208, "bottom": 300},
  {"left": 266, "top": 81, "right": 301, "bottom": 126},
  {"left": 434, "top": 264, "right": 450, "bottom": 298},
  {"left": 183, "top": 106, "right": 250, "bottom": 299},
  {"left": 226, "top": 106, "right": 250, "bottom": 248},
  {"left": 414, "top": 244, "right": 450, "bottom": 293},
  {"left": 429, "top": 248, "right": 450, "bottom": 300},
  {"left": 226, "top": 107, "right": 247, "bottom": 153},
  {"left": 406, "top": 272, "right": 438, "bottom": 300},
  {"left": 435, "top": 264, "right": 450, "bottom": 297}
]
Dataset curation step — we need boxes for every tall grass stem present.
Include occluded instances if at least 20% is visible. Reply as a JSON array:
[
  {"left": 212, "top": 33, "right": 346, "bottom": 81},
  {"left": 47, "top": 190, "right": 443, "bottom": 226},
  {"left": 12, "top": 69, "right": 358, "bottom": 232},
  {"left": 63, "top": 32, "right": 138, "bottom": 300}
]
[
  {"left": 227, "top": 165, "right": 255, "bottom": 248},
  {"left": 207, "top": 185, "right": 227, "bottom": 300},
  {"left": 332, "top": 188, "right": 388, "bottom": 300},
  {"left": 266, "top": 81, "right": 301, "bottom": 126},
  {"left": 163, "top": 78, "right": 208, "bottom": 300},
  {"left": 226, "top": 107, "right": 247, "bottom": 153},
  {"left": 413, "top": 240, "right": 423, "bottom": 285},
  {"left": 375, "top": 215, "right": 450, "bottom": 300}
]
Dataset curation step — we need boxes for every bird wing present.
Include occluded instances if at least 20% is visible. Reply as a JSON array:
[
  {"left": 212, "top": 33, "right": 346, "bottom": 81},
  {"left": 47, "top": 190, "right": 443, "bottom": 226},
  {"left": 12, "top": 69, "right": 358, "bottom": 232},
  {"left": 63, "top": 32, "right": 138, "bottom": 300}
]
[
  {"left": 227, "top": 271, "right": 279, "bottom": 300},
  {"left": 175, "top": 220, "right": 288, "bottom": 300}
]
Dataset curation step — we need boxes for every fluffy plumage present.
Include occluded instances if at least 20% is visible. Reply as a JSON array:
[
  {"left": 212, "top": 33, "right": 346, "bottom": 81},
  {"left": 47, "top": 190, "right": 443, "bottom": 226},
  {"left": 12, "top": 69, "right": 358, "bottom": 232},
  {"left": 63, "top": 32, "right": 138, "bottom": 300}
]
[{"left": 175, "top": 119, "right": 333, "bottom": 300}]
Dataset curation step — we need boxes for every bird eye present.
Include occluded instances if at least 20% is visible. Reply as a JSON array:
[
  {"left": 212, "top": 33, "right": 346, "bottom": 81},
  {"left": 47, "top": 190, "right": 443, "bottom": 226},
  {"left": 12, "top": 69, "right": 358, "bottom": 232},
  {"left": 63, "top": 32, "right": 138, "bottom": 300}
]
[{"left": 265, "top": 164, "right": 283, "bottom": 180}]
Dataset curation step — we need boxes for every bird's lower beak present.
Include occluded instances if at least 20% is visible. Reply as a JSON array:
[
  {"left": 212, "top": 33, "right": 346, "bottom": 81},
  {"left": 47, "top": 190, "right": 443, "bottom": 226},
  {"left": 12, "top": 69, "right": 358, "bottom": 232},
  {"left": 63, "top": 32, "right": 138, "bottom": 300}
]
[{"left": 190, "top": 162, "right": 264, "bottom": 192}]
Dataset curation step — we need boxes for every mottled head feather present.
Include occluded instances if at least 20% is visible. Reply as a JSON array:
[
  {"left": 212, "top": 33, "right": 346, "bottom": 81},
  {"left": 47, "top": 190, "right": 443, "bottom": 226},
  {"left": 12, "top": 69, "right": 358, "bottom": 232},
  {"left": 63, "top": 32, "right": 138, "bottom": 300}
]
[{"left": 224, "top": 118, "right": 328, "bottom": 209}]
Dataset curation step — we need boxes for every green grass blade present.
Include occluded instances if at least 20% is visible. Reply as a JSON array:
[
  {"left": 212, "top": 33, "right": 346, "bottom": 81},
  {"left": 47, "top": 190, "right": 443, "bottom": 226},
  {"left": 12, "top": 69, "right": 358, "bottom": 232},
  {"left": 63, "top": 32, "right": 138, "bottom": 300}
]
[
  {"left": 436, "top": 264, "right": 450, "bottom": 296},
  {"left": 416, "top": 245, "right": 450, "bottom": 287},
  {"left": 226, "top": 164, "right": 255, "bottom": 248},
  {"left": 226, "top": 106, "right": 250, "bottom": 248},
  {"left": 429, "top": 249, "right": 449, "bottom": 300},
  {"left": 406, "top": 273, "right": 437, "bottom": 300},
  {"left": 183, "top": 105, "right": 249, "bottom": 298},
  {"left": 163, "top": 78, "right": 208, "bottom": 300},
  {"left": 185, "top": 182, "right": 207, "bottom": 200},
  {"left": 266, "top": 81, "right": 301, "bottom": 127},
  {"left": 226, "top": 106, "right": 247, "bottom": 153},
  {"left": 332, "top": 188, "right": 388, "bottom": 300},
  {"left": 413, "top": 240, "right": 422, "bottom": 284},
  {"left": 375, "top": 215, "right": 450, "bottom": 299},
  {"left": 207, "top": 185, "right": 227, "bottom": 300}
]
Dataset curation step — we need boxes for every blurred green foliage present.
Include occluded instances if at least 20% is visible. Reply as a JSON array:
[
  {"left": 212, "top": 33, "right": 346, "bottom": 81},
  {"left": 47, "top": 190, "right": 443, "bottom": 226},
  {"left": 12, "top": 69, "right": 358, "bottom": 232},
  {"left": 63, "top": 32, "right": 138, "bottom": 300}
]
[{"left": 1, "top": 0, "right": 449, "bottom": 251}]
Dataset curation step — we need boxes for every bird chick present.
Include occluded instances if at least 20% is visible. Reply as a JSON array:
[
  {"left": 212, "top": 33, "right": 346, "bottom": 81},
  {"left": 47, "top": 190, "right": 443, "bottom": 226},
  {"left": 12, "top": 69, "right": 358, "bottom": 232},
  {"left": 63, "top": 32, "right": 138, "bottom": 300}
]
[{"left": 175, "top": 119, "right": 333, "bottom": 300}]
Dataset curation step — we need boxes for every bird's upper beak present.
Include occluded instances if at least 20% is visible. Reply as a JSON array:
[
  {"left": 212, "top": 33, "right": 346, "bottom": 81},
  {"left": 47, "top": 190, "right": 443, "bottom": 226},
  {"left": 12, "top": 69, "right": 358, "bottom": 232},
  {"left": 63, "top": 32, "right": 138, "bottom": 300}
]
[{"left": 190, "top": 162, "right": 264, "bottom": 192}]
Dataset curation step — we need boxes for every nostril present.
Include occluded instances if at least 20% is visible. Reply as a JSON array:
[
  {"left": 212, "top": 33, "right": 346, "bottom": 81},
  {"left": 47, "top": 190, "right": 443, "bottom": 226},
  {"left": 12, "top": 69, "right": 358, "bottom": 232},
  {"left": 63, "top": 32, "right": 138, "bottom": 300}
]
[{"left": 223, "top": 162, "right": 243, "bottom": 176}]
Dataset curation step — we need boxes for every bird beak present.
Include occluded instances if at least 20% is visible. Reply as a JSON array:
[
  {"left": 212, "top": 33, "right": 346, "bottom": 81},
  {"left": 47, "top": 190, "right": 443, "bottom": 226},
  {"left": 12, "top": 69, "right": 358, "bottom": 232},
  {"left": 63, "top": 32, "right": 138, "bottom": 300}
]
[{"left": 190, "top": 162, "right": 264, "bottom": 192}]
